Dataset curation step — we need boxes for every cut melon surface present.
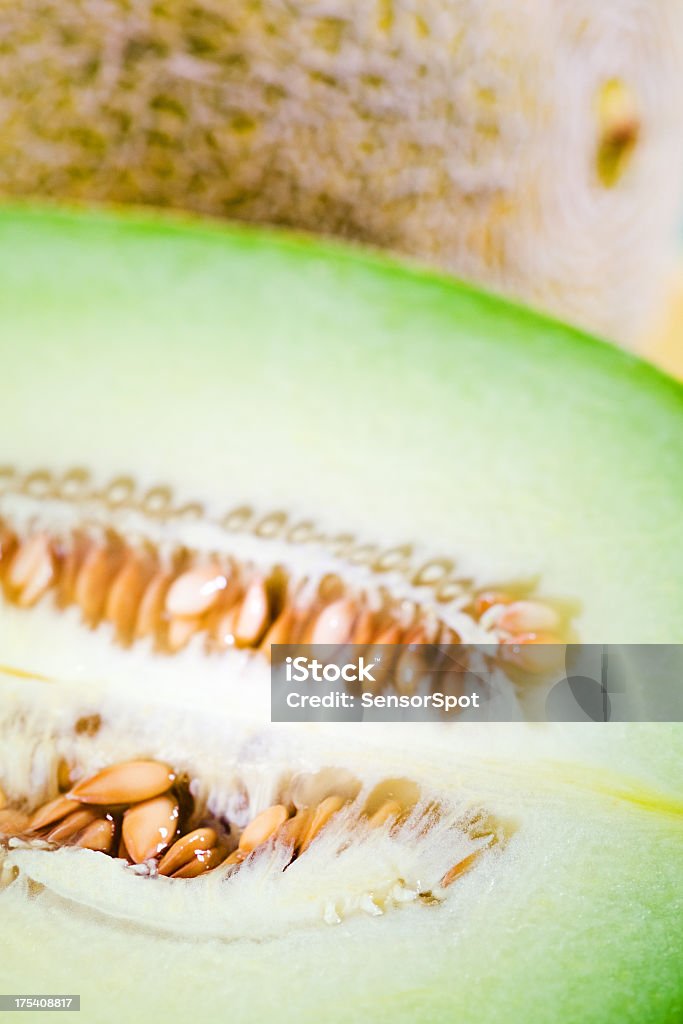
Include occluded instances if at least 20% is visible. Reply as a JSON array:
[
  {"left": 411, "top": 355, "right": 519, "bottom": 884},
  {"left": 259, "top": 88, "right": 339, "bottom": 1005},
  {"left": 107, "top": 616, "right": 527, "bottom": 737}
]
[
  {"left": 0, "top": 206, "right": 681, "bottom": 649},
  {"left": 0, "top": 207, "right": 681, "bottom": 1023},
  {"left": 0, "top": 679, "right": 682, "bottom": 1024},
  {"left": 0, "top": 682, "right": 681, "bottom": 1024}
]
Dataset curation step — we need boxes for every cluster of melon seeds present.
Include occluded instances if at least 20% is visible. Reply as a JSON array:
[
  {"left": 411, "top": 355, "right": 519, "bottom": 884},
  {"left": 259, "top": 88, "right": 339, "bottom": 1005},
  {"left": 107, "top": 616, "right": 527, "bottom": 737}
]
[
  {"left": 0, "top": 518, "right": 567, "bottom": 671},
  {"left": 0, "top": 760, "right": 504, "bottom": 889},
  {"left": 0, "top": 761, "right": 211, "bottom": 878}
]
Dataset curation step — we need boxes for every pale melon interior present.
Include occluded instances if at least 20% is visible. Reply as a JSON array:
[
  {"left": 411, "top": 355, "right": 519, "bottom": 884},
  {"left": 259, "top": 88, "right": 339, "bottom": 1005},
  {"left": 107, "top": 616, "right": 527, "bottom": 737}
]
[{"left": 1, "top": 679, "right": 682, "bottom": 1024}]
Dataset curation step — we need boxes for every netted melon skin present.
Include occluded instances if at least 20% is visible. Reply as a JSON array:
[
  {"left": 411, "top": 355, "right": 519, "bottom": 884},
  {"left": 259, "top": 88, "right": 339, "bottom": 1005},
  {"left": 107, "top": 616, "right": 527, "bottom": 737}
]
[{"left": 1, "top": 0, "right": 683, "bottom": 344}]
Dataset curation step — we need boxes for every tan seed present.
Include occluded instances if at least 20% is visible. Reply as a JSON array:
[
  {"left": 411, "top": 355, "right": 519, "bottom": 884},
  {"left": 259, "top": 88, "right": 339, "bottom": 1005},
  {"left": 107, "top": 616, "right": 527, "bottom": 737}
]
[
  {"left": 205, "top": 578, "right": 243, "bottom": 651},
  {"left": 501, "top": 633, "right": 564, "bottom": 673},
  {"left": 29, "top": 795, "right": 81, "bottom": 832},
  {"left": 299, "top": 796, "right": 345, "bottom": 853},
  {"left": 222, "top": 849, "right": 245, "bottom": 868},
  {"left": 7, "top": 533, "right": 48, "bottom": 588},
  {"left": 0, "top": 525, "right": 17, "bottom": 573},
  {"left": 122, "top": 795, "right": 179, "bottom": 863},
  {"left": 498, "top": 601, "right": 560, "bottom": 634},
  {"left": 166, "top": 615, "right": 201, "bottom": 653},
  {"left": 235, "top": 578, "right": 270, "bottom": 647},
  {"left": 105, "top": 555, "right": 153, "bottom": 645},
  {"left": 56, "top": 534, "right": 87, "bottom": 607},
  {"left": 261, "top": 607, "right": 296, "bottom": 652},
  {"left": 19, "top": 542, "right": 55, "bottom": 606},
  {"left": 474, "top": 590, "right": 512, "bottom": 617},
  {"left": 171, "top": 846, "right": 225, "bottom": 879},
  {"left": 8, "top": 534, "right": 55, "bottom": 607},
  {"left": 364, "top": 625, "right": 402, "bottom": 689},
  {"left": 310, "top": 598, "right": 357, "bottom": 645},
  {"left": 277, "top": 808, "right": 312, "bottom": 854},
  {"left": 351, "top": 607, "right": 377, "bottom": 645},
  {"left": 117, "top": 833, "right": 132, "bottom": 861},
  {"left": 134, "top": 571, "right": 172, "bottom": 640},
  {"left": 0, "top": 808, "right": 30, "bottom": 834},
  {"left": 75, "top": 817, "right": 115, "bottom": 853},
  {"left": 165, "top": 565, "right": 228, "bottom": 618},
  {"left": 368, "top": 800, "right": 402, "bottom": 828},
  {"left": 19, "top": 560, "right": 55, "bottom": 607},
  {"left": 441, "top": 849, "right": 482, "bottom": 888},
  {"left": 47, "top": 808, "right": 100, "bottom": 843},
  {"left": 239, "top": 804, "right": 289, "bottom": 854},
  {"left": 403, "top": 623, "right": 432, "bottom": 645},
  {"left": 68, "top": 760, "right": 176, "bottom": 805},
  {"left": 209, "top": 602, "right": 240, "bottom": 650},
  {"left": 158, "top": 827, "right": 217, "bottom": 876},
  {"left": 366, "top": 779, "right": 420, "bottom": 818},
  {"left": 263, "top": 599, "right": 310, "bottom": 655},
  {"left": 74, "top": 543, "right": 121, "bottom": 627},
  {"left": 373, "top": 622, "right": 403, "bottom": 645}
]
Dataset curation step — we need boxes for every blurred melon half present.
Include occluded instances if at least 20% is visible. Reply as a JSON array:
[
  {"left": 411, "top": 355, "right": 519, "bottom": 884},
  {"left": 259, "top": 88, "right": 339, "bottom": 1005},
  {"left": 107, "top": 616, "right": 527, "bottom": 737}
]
[{"left": 1, "top": 0, "right": 683, "bottom": 345}]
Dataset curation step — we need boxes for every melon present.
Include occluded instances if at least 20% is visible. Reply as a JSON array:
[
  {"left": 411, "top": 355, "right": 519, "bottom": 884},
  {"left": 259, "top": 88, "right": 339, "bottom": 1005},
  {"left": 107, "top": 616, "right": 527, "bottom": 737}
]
[
  {"left": 0, "top": 207, "right": 681, "bottom": 1024},
  {"left": 2, "top": 2, "right": 683, "bottom": 342}
]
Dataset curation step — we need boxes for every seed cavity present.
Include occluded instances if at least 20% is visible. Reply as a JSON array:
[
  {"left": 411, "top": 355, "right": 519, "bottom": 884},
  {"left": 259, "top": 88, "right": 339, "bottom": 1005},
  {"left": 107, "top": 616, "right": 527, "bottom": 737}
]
[
  {"left": 0, "top": 494, "right": 571, "bottom": 663},
  {"left": 0, "top": 758, "right": 509, "bottom": 919}
]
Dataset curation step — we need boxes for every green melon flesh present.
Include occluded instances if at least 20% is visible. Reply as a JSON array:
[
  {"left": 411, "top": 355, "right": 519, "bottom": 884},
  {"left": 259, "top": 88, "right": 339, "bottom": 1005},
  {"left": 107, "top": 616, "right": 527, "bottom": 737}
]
[
  {"left": 0, "top": 206, "right": 682, "bottom": 644},
  {"left": 0, "top": 206, "right": 682, "bottom": 1024}
]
